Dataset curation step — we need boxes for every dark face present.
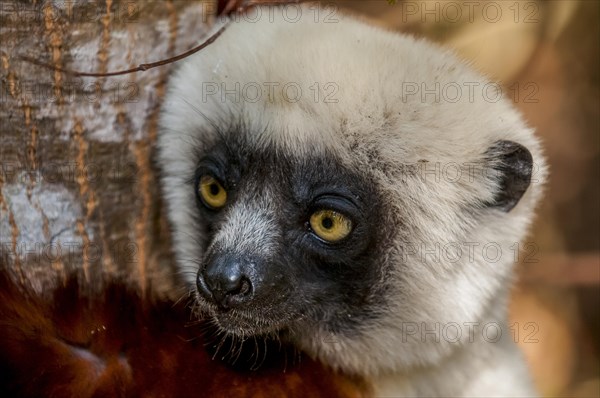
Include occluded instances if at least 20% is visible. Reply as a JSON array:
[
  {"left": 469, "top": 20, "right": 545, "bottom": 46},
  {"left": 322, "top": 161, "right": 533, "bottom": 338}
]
[{"left": 189, "top": 135, "right": 388, "bottom": 337}]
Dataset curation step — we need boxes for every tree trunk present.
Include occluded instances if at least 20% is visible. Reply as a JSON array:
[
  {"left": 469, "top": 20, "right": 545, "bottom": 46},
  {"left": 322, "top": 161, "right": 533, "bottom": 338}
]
[{"left": 0, "top": 0, "right": 214, "bottom": 294}]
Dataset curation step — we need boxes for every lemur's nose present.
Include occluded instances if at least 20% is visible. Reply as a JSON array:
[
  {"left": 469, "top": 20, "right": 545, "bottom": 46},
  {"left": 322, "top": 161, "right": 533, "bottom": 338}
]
[{"left": 197, "top": 254, "right": 254, "bottom": 309}]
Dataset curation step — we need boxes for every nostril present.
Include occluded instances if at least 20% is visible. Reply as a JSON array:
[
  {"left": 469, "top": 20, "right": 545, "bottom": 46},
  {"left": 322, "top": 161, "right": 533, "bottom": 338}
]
[
  {"left": 196, "top": 272, "right": 214, "bottom": 302},
  {"left": 222, "top": 276, "right": 253, "bottom": 308},
  {"left": 220, "top": 274, "right": 253, "bottom": 302}
]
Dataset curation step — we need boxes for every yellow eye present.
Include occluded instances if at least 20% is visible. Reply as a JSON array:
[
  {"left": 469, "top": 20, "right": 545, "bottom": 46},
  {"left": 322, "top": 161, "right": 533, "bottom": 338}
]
[
  {"left": 309, "top": 210, "right": 353, "bottom": 243},
  {"left": 198, "top": 175, "right": 227, "bottom": 209}
]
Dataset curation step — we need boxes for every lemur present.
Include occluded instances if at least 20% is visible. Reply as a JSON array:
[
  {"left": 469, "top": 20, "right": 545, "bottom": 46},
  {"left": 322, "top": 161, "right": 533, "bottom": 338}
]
[{"left": 157, "top": 4, "right": 545, "bottom": 397}]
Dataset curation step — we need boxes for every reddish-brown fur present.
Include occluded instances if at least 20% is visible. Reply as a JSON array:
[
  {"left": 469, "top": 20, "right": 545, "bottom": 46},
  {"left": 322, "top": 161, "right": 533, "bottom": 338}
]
[{"left": 0, "top": 268, "right": 370, "bottom": 398}]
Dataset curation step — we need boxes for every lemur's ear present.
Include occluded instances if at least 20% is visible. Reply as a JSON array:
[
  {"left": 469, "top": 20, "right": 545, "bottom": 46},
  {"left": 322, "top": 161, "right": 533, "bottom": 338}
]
[{"left": 484, "top": 140, "right": 533, "bottom": 212}]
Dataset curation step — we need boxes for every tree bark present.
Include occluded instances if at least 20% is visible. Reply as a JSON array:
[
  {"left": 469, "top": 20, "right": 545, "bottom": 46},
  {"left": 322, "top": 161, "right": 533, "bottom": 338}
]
[{"left": 0, "top": 0, "right": 215, "bottom": 294}]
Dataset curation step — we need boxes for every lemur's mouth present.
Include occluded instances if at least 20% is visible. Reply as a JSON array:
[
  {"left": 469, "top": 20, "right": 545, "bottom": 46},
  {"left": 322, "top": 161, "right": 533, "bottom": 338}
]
[
  {"left": 194, "top": 264, "right": 295, "bottom": 337},
  {"left": 210, "top": 308, "right": 286, "bottom": 336}
]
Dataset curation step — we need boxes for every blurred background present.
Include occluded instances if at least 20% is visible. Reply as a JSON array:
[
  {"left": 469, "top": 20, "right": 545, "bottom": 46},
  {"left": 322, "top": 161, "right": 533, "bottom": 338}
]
[{"left": 326, "top": 1, "right": 599, "bottom": 396}]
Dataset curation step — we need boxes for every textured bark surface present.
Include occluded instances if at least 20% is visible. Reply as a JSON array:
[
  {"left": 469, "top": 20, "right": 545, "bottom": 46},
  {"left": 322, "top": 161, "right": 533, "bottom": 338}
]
[{"left": 0, "top": 0, "right": 214, "bottom": 294}]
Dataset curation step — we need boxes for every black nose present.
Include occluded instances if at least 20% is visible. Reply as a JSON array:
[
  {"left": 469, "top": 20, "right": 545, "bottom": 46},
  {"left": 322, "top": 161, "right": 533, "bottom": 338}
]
[{"left": 197, "top": 254, "right": 254, "bottom": 309}]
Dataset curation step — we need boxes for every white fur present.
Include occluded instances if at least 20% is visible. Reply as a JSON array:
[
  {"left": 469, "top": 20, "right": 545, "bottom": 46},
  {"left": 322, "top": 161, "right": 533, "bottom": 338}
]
[{"left": 158, "top": 5, "right": 546, "bottom": 396}]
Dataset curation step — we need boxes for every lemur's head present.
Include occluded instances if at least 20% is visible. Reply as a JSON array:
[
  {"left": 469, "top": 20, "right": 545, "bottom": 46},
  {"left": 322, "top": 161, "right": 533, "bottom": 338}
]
[{"left": 158, "top": 5, "right": 546, "bottom": 376}]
